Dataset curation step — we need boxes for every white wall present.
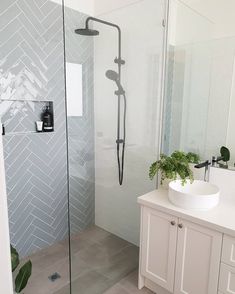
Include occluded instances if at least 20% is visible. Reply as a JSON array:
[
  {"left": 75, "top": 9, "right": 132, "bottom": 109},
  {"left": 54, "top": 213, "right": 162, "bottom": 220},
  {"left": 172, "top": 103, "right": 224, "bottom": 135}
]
[
  {"left": 169, "top": 0, "right": 213, "bottom": 46},
  {"left": 50, "top": 0, "right": 95, "bottom": 16},
  {"left": 94, "top": 0, "right": 142, "bottom": 16},
  {"left": 0, "top": 133, "right": 13, "bottom": 294},
  {"left": 94, "top": 0, "right": 165, "bottom": 245},
  {"left": 180, "top": 0, "right": 235, "bottom": 39}
]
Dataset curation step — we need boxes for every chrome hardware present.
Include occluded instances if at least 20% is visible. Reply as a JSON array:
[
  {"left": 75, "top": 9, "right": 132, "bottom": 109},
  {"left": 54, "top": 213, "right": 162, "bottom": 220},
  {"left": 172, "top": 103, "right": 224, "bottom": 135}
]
[
  {"left": 178, "top": 224, "right": 183, "bottom": 229},
  {"left": 170, "top": 221, "right": 176, "bottom": 226}
]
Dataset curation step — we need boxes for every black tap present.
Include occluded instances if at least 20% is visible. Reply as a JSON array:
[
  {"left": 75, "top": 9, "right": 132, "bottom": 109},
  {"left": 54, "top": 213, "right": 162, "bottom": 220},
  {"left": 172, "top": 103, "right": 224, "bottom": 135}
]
[
  {"left": 194, "top": 160, "right": 211, "bottom": 181},
  {"left": 194, "top": 160, "right": 211, "bottom": 169}
]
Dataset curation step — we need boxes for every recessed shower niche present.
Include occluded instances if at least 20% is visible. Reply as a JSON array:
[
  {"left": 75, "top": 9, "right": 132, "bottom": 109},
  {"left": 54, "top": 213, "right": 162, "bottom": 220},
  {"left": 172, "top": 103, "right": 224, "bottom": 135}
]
[{"left": 0, "top": 100, "right": 54, "bottom": 135}]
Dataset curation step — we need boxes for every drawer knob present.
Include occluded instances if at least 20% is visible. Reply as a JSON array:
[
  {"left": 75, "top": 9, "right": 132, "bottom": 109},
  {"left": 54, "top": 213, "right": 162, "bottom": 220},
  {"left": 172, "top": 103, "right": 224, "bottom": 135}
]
[
  {"left": 178, "top": 223, "right": 183, "bottom": 229},
  {"left": 171, "top": 221, "right": 176, "bottom": 226}
]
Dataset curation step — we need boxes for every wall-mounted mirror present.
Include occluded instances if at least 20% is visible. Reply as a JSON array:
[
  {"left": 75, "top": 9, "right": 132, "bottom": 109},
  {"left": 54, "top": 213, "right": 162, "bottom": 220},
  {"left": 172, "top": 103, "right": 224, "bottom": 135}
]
[{"left": 162, "top": 0, "right": 235, "bottom": 168}]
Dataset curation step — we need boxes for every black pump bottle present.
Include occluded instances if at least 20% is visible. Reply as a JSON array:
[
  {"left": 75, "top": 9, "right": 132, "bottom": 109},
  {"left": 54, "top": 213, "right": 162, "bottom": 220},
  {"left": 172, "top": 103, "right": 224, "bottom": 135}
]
[{"left": 42, "top": 106, "right": 54, "bottom": 132}]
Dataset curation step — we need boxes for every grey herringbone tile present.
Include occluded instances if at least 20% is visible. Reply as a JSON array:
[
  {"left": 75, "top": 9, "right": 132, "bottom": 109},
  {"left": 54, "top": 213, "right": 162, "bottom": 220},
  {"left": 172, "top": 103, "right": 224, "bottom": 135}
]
[
  {"left": 0, "top": 0, "right": 68, "bottom": 258},
  {"left": 0, "top": 0, "right": 95, "bottom": 259}
]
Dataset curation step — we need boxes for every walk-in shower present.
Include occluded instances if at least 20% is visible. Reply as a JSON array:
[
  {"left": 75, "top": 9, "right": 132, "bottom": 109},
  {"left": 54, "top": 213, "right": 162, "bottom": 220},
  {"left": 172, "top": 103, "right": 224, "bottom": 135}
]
[
  {"left": 0, "top": 0, "right": 166, "bottom": 293},
  {"left": 75, "top": 17, "right": 126, "bottom": 185}
]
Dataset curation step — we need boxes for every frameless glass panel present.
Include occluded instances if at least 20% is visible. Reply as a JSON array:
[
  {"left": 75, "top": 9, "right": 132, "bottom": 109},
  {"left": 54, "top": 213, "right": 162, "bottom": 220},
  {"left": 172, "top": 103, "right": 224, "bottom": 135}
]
[
  {"left": 63, "top": 0, "right": 166, "bottom": 293},
  {"left": 0, "top": 0, "right": 70, "bottom": 293}
]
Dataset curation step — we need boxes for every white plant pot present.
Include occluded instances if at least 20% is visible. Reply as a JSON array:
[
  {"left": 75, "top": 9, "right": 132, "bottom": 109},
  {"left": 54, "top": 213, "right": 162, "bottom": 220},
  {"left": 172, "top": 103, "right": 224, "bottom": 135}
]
[{"left": 160, "top": 178, "right": 172, "bottom": 190}]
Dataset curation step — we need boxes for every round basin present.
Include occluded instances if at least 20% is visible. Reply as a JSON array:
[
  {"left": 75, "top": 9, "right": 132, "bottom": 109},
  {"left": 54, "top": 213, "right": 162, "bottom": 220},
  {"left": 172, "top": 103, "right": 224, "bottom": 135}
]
[{"left": 168, "top": 180, "right": 220, "bottom": 210}]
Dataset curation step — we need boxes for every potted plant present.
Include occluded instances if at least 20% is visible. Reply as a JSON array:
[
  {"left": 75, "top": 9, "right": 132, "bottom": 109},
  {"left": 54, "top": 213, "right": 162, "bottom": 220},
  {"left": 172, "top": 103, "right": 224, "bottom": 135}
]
[
  {"left": 11, "top": 245, "right": 32, "bottom": 293},
  {"left": 149, "top": 151, "right": 200, "bottom": 188}
]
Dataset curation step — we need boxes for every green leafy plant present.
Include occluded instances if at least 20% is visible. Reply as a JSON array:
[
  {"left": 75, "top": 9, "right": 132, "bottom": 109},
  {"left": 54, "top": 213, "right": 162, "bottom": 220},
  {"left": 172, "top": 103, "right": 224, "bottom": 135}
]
[
  {"left": 149, "top": 151, "right": 200, "bottom": 186},
  {"left": 11, "top": 245, "right": 32, "bottom": 293}
]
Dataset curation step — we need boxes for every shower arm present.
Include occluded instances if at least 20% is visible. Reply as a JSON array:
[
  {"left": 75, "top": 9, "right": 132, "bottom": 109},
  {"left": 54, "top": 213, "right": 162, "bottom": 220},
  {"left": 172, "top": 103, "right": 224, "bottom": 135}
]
[
  {"left": 86, "top": 17, "right": 124, "bottom": 140},
  {"left": 85, "top": 17, "right": 124, "bottom": 69}
]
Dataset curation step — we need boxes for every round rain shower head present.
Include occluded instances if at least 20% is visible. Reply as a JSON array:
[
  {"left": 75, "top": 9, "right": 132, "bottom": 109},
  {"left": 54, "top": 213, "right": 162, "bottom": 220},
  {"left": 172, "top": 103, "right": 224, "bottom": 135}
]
[
  {"left": 75, "top": 28, "right": 99, "bottom": 36},
  {"left": 105, "top": 70, "right": 119, "bottom": 82}
]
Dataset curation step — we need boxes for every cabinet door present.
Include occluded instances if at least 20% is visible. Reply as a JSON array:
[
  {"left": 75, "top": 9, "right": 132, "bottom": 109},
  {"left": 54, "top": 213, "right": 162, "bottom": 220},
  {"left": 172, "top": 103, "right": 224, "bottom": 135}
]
[
  {"left": 174, "top": 219, "right": 222, "bottom": 294},
  {"left": 219, "top": 263, "right": 235, "bottom": 294},
  {"left": 140, "top": 207, "right": 178, "bottom": 292},
  {"left": 222, "top": 235, "right": 235, "bottom": 267}
]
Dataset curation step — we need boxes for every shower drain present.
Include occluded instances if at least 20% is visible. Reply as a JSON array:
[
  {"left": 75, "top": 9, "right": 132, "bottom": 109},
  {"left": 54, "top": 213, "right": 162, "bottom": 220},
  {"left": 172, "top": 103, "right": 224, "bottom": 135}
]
[{"left": 48, "top": 272, "right": 61, "bottom": 282}]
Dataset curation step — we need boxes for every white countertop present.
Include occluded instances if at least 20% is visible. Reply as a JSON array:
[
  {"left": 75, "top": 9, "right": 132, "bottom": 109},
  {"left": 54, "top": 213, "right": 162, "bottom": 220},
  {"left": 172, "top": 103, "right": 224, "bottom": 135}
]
[{"left": 138, "top": 189, "right": 235, "bottom": 237}]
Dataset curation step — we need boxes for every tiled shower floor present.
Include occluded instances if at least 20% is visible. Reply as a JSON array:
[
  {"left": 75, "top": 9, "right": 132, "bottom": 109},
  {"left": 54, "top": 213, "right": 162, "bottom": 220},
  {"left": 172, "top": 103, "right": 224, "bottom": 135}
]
[{"left": 20, "top": 226, "right": 153, "bottom": 294}]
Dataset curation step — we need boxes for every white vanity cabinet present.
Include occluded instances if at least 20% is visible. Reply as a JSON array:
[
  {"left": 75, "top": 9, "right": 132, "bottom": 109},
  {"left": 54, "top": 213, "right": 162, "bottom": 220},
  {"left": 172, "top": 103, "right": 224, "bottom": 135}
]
[
  {"left": 140, "top": 207, "right": 178, "bottom": 292},
  {"left": 174, "top": 219, "right": 222, "bottom": 294},
  {"left": 139, "top": 205, "right": 222, "bottom": 294},
  {"left": 219, "top": 235, "right": 235, "bottom": 294}
]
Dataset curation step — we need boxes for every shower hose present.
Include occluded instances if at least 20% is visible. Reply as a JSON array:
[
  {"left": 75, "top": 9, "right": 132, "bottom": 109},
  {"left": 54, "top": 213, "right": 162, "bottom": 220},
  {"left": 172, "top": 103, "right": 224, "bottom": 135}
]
[{"left": 117, "top": 93, "right": 127, "bottom": 185}]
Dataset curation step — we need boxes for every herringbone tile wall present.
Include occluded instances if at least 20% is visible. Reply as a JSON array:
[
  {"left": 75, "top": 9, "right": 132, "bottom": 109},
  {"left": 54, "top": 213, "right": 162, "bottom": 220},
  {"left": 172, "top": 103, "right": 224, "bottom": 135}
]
[{"left": 0, "top": 0, "right": 95, "bottom": 257}]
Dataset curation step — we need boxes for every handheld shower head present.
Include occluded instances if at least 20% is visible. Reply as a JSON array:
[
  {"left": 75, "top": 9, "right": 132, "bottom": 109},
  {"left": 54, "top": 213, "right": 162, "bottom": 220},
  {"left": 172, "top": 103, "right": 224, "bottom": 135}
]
[
  {"left": 106, "top": 70, "right": 119, "bottom": 81},
  {"left": 105, "top": 70, "right": 125, "bottom": 95}
]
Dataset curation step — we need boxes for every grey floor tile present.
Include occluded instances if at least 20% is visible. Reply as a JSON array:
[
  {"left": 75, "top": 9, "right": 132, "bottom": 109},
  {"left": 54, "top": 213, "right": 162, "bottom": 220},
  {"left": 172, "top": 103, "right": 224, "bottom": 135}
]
[
  {"left": 53, "top": 284, "right": 70, "bottom": 294},
  {"left": 78, "top": 226, "right": 111, "bottom": 243},
  {"left": 70, "top": 270, "right": 112, "bottom": 294},
  {"left": 22, "top": 242, "right": 69, "bottom": 274},
  {"left": 95, "top": 247, "right": 139, "bottom": 281},
  {"left": 24, "top": 257, "right": 70, "bottom": 294},
  {"left": 24, "top": 226, "right": 141, "bottom": 294},
  {"left": 98, "top": 234, "right": 132, "bottom": 256},
  {"left": 103, "top": 284, "right": 130, "bottom": 294},
  {"left": 117, "top": 270, "right": 154, "bottom": 293},
  {"left": 61, "top": 234, "right": 94, "bottom": 256}
]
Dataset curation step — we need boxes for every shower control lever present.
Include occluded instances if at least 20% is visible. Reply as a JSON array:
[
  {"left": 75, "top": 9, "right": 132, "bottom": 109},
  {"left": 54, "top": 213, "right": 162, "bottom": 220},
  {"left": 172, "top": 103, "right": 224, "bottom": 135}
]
[{"left": 114, "top": 57, "right": 125, "bottom": 65}]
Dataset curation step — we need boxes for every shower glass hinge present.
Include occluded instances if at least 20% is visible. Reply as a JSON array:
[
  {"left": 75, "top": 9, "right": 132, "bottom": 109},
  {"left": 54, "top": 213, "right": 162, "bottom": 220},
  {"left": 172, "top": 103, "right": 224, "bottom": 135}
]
[
  {"left": 162, "top": 19, "right": 166, "bottom": 27},
  {"left": 48, "top": 272, "right": 61, "bottom": 282}
]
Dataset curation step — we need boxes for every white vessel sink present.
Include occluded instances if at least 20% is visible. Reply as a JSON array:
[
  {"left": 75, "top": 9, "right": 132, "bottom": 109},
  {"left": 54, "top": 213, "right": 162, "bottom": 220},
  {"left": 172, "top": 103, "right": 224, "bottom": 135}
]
[{"left": 168, "top": 180, "right": 220, "bottom": 210}]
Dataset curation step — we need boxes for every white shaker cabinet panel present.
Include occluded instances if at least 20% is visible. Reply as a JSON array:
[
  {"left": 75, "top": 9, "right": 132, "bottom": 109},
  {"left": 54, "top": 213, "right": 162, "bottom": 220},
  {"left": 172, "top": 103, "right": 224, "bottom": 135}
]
[
  {"left": 174, "top": 219, "right": 222, "bottom": 294},
  {"left": 222, "top": 235, "right": 235, "bottom": 267},
  {"left": 140, "top": 207, "right": 178, "bottom": 292},
  {"left": 219, "top": 263, "right": 235, "bottom": 294}
]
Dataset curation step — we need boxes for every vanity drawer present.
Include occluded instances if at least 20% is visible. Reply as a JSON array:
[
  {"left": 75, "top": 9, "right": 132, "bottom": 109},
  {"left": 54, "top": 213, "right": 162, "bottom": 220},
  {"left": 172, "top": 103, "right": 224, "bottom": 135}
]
[
  {"left": 219, "top": 263, "right": 235, "bottom": 294},
  {"left": 222, "top": 235, "right": 235, "bottom": 267}
]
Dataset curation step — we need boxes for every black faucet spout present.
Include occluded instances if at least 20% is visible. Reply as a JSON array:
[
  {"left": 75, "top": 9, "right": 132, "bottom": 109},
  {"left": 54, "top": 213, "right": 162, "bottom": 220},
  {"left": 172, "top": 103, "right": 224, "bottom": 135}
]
[{"left": 194, "top": 160, "right": 211, "bottom": 169}]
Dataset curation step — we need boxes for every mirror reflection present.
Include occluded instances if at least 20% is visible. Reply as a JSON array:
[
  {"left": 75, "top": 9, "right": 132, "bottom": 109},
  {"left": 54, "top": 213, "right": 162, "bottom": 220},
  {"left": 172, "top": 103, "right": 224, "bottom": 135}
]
[{"left": 163, "top": 0, "right": 235, "bottom": 168}]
